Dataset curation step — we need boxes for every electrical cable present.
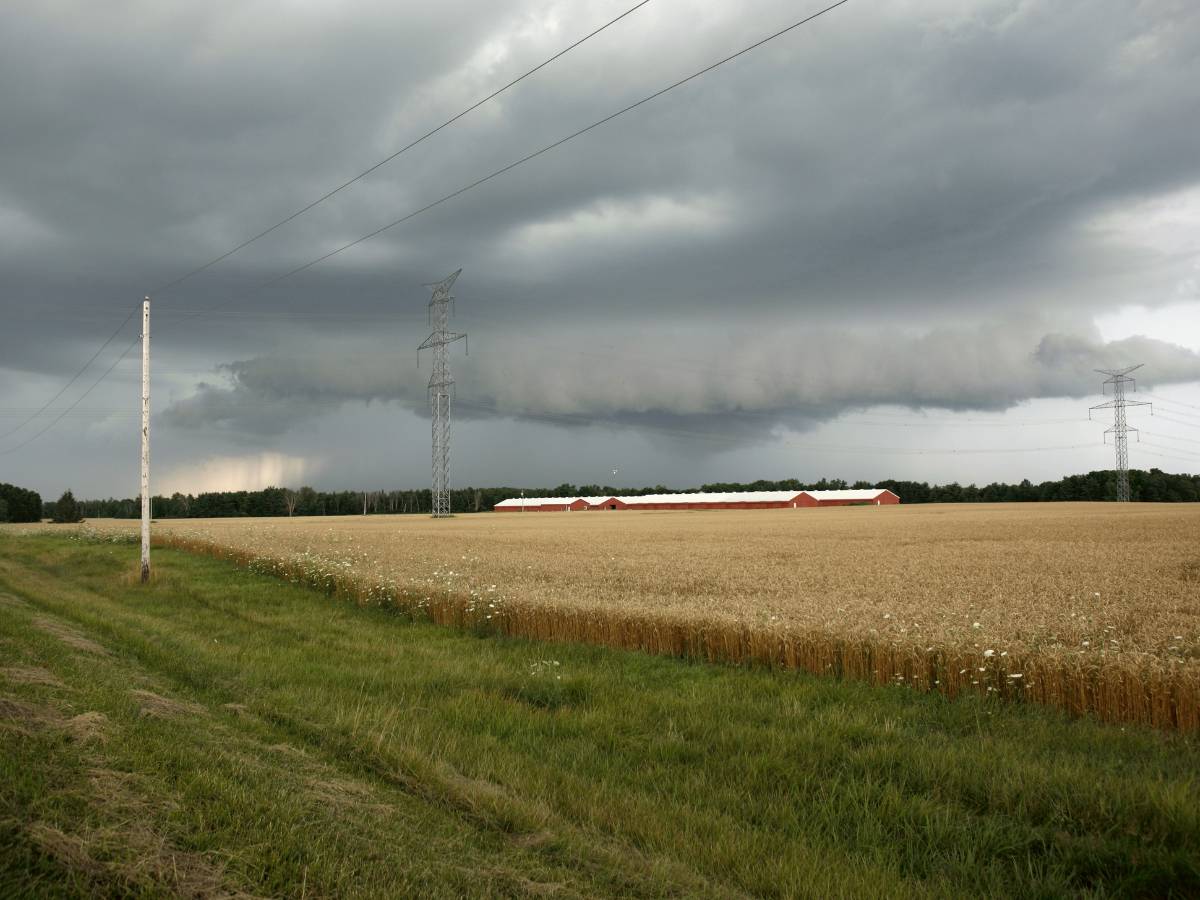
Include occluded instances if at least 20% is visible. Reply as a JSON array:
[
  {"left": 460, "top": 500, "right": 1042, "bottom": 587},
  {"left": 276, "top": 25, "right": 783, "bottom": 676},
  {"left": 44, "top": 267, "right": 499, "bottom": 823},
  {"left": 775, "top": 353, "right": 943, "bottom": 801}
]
[
  {"left": 1142, "top": 392, "right": 1200, "bottom": 413},
  {"left": 1154, "top": 412, "right": 1200, "bottom": 430},
  {"left": 0, "top": 335, "right": 142, "bottom": 456},
  {"left": 1138, "top": 443, "right": 1200, "bottom": 464},
  {"left": 0, "top": 2, "right": 656, "bottom": 452},
  {"left": 0, "top": 305, "right": 138, "bottom": 441},
  {"left": 151, "top": 0, "right": 654, "bottom": 299},
  {"left": 451, "top": 397, "right": 1100, "bottom": 455},
  {"left": 1142, "top": 430, "right": 1200, "bottom": 448},
  {"left": 172, "top": 0, "right": 854, "bottom": 321}
]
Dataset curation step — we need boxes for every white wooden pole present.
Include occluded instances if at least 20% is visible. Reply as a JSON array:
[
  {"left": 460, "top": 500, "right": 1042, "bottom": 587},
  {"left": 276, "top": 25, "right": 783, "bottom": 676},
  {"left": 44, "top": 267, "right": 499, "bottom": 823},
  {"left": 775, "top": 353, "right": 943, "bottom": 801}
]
[{"left": 140, "top": 296, "right": 151, "bottom": 583}]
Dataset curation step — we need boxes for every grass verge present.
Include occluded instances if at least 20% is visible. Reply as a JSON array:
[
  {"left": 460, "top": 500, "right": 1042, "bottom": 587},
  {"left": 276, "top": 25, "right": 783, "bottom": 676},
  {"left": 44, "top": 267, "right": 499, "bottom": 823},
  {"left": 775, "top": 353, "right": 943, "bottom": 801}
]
[{"left": 0, "top": 532, "right": 1197, "bottom": 898}]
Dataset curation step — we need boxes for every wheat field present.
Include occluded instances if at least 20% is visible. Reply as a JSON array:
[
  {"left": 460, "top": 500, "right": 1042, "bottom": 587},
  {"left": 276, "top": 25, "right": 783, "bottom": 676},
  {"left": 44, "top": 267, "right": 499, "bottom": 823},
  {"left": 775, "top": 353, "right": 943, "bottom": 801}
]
[{"left": 71, "top": 503, "right": 1200, "bottom": 730}]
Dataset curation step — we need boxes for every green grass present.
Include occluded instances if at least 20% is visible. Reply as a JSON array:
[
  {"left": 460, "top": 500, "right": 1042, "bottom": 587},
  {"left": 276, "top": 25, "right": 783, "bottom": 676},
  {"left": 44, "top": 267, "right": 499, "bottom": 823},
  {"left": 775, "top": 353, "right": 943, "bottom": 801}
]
[{"left": 0, "top": 532, "right": 1197, "bottom": 898}]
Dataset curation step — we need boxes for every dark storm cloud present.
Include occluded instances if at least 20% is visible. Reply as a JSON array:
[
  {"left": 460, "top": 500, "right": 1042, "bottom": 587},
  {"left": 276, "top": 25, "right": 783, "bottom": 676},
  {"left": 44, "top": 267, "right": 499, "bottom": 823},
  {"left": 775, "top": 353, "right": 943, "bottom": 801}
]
[{"left": 3, "top": 0, "right": 1200, "bottom": 489}]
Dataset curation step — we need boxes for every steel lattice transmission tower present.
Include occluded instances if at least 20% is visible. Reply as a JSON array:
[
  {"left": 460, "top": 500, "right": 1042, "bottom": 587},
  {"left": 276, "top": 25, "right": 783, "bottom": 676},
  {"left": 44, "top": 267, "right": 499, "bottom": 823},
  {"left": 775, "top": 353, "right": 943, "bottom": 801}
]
[
  {"left": 1089, "top": 364, "right": 1151, "bottom": 502},
  {"left": 418, "top": 269, "right": 467, "bottom": 517}
]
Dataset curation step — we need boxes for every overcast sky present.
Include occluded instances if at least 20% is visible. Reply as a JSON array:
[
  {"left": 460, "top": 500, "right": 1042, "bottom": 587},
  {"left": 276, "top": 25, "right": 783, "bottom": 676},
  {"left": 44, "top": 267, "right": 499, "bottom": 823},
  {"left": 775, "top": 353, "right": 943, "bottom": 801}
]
[{"left": 2, "top": 0, "right": 1199, "bottom": 499}]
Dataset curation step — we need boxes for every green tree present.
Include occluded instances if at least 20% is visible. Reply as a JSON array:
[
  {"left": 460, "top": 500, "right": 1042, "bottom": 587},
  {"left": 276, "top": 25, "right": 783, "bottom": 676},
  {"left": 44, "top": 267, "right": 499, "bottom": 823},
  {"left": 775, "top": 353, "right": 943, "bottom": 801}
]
[
  {"left": 0, "top": 483, "right": 43, "bottom": 522},
  {"left": 52, "top": 489, "right": 82, "bottom": 524}
]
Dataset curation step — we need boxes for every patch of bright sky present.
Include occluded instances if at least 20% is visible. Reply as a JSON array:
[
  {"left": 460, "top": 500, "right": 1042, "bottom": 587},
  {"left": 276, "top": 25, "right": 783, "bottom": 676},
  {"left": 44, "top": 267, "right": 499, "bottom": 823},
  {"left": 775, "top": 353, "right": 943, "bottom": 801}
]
[{"left": 1095, "top": 301, "right": 1200, "bottom": 353}]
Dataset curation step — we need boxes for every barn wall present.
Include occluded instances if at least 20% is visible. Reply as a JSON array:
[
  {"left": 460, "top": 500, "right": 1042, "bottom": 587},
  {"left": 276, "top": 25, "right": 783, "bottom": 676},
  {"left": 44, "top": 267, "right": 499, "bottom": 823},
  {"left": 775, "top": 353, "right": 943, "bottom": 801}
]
[
  {"left": 587, "top": 498, "right": 629, "bottom": 510},
  {"left": 813, "top": 492, "right": 901, "bottom": 507}
]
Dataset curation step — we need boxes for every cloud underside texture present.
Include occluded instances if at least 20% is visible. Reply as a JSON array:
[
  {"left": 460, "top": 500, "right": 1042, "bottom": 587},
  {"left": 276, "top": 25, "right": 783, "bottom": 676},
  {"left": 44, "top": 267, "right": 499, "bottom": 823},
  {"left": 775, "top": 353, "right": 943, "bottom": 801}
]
[
  {"left": 161, "top": 326, "right": 1200, "bottom": 440},
  {"left": 1, "top": 0, "right": 1199, "bottom": 467}
]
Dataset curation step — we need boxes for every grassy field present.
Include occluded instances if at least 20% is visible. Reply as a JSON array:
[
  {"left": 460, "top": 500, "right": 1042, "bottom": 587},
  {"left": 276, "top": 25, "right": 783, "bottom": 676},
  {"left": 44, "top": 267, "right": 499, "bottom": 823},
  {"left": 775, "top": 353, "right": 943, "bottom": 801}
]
[
  {"left": 1, "top": 531, "right": 1198, "bottom": 897},
  {"left": 78, "top": 503, "right": 1200, "bottom": 730}
]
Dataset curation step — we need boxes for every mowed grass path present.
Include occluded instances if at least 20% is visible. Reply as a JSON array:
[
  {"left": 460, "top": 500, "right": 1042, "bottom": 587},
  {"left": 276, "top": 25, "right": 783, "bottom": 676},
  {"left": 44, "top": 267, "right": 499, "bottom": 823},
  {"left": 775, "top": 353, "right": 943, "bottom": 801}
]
[{"left": 0, "top": 534, "right": 1197, "bottom": 898}]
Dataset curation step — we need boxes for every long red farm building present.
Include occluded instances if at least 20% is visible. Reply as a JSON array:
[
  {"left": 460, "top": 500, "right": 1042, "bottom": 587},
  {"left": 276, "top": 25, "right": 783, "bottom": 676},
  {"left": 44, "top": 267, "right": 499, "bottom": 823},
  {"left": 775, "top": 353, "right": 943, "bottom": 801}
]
[{"left": 494, "top": 489, "right": 899, "bottom": 512}]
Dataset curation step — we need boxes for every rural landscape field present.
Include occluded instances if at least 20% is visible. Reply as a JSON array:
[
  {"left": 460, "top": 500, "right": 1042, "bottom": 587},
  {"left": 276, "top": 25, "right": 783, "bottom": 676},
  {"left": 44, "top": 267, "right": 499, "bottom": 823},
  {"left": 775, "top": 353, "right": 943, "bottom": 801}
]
[
  {"left": 2, "top": 521, "right": 1199, "bottom": 897},
  {"left": 4, "top": 0, "right": 1200, "bottom": 895},
  {"left": 79, "top": 502, "right": 1200, "bottom": 731}
]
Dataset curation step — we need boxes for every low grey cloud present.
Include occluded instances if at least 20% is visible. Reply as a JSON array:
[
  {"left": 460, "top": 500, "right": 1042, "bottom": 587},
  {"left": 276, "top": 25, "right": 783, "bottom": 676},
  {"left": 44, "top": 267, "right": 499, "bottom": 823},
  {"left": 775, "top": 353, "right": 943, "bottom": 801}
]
[{"left": 160, "top": 321, "right": 1200, "bottom": 444}]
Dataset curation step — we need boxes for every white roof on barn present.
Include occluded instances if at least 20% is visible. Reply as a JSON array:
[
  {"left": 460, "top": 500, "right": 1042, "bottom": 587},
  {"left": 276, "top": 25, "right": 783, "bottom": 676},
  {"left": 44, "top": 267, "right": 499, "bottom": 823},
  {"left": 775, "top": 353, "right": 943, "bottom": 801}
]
[
  {"left": 496, "top": 488, "right": 894, "bottom": 508},
  {"left": 619, "top": 491, "right": 801, "bottom": 505},
  {"left": 494, "top": 496, "right": 580, "bottom": 507}
]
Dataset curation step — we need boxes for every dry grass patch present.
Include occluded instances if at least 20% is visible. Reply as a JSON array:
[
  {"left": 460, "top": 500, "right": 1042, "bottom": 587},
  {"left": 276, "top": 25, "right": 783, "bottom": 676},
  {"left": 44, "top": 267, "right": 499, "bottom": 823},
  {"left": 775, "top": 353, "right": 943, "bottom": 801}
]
[
  {"left": 0, "top": 695, "right": 105, "bottom": 743},
  {"left": 306, "top": 775, "right": 392, "bottom": 816},
  {"left": 130, "top": 689, "right": 205, "bottom": 720},
  {"left": 87, "top": 767, "right": 149, "bottom": 806},
  {"left": 0, "top": 591, "right": 28, "bottom": 609},
  {"left": 32, "top": 616, "right": 109, "bottom": 656},
  {"left": 0, "top": 665, "right": 65, "bottom": 688},
  {"left": 25, "top": 818, "right": 256, "bottom": 899},
  {"left": 65, "top": 712, "right": 108, "bottom": 744},
  {"left": 0, "top": 696, "right": 59, "bottom": 731},
  {"left": 266, "top": 742, "right": 306, "bottom": 757},
  {"left": 26, "top": 822, "right": 104, "bottom": 880}
]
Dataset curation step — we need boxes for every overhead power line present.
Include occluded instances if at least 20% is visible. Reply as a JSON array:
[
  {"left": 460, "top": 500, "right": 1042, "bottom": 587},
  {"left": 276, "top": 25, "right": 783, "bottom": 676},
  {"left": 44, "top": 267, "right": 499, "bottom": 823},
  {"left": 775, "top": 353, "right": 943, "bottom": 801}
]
[
  {"left": 174, "top": 0, "right": 854, "bottom": 321},
  {"left": 1140, "top": 442, "right": 1200, "bottom": 463},
  {"left": 1155, "top": 412, "right": 1200, "bottom": 431},
  {"left": 451, "top": 397, "right": 1100, "bottom": 456},
  {"left": 0, "top": 334, "right": 141, "bottom": 456},
  {"left": 0, "top": 305, "right": 138, "bottom": 441},
  {"left": 0, "top": 3, "right": 654, "bottom": 454},
  {"left": 1143, "top": 392, "right": 1200, "bottom": 413},
  {"left": 1142, "top": 429, "right": 1200, "bottom": 447},
  {"left": 151, "top": 0, "right": 654, "bottom": 299}
]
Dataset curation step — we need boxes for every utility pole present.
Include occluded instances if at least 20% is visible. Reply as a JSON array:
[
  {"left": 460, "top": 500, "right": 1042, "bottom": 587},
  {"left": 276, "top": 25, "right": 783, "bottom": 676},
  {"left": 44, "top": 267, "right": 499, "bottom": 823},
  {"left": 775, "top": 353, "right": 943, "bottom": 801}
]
[
  {"left": 417, "top": 270, "right": 467, "bottom": 518},
  {"left": 1089, "top": 364, "right": 1151, "bottom": 502},
  {"left": 140, "top": 296, "right": 151, "bottom": 582}
]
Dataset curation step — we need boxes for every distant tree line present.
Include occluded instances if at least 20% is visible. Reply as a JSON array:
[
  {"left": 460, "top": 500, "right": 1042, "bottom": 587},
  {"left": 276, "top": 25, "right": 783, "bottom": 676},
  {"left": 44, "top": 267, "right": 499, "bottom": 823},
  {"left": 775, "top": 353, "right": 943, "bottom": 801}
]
[
  {"left": 66, "top": 486, "right": 497, "bottom": 519},
  {"left": 0, "top": 483, "right": 43, "bottom": 522},
  {"left": 51, "top": 468, "right": 1199, "bottom": 520}
]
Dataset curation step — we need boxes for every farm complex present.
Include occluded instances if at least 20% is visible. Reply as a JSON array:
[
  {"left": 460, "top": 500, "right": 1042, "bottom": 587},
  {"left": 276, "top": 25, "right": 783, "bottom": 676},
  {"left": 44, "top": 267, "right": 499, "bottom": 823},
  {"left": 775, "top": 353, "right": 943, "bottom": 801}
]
[{"left": 494, "top": 488, "right": 900, "bottom": 511}]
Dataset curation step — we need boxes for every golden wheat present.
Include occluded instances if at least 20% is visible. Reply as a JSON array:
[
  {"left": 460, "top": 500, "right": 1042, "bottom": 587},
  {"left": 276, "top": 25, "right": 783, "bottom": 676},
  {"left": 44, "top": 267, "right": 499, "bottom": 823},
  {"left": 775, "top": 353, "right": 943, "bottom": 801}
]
[{"left": 40, "top": 502, "right": 1200, "bottom": 730}]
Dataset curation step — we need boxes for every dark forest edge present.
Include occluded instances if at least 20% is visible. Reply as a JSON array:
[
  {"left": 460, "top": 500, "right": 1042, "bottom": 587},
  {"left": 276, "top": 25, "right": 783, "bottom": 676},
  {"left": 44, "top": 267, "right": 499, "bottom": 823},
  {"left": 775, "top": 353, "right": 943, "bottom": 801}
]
[{"left": 4, "top": 468, "right": 1194, "bottom": 521}]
